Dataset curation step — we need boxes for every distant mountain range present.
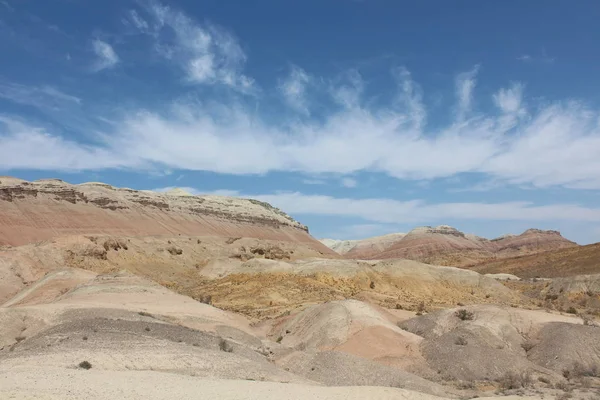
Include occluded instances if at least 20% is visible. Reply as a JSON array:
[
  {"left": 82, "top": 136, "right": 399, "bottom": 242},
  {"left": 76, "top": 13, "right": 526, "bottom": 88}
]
[{"left": 321, "top": 225, "right": 577, "bottom": 266}]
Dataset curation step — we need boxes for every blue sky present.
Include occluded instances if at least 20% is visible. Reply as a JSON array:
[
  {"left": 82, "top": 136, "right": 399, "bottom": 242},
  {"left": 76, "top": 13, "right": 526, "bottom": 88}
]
[{"left": 2, "top": 0, "right": 600, "bottom": 244}]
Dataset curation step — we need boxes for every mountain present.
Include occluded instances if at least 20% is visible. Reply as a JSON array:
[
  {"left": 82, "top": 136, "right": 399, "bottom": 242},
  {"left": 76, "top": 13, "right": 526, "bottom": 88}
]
[
  {"left": 0, "top": 177, "right": 333, "bottom": 255},
  {"left": 319, "top": 232, "right": 406, "bottom": 258},
  {"left": 321, "top": 225, "right": 577, "bottom": 266},
  {"left": 468, "top": 242, "right": 600, "bottom": 278},
  {"left": 318, "top": 238, "right": 359, "bottom": 255}
]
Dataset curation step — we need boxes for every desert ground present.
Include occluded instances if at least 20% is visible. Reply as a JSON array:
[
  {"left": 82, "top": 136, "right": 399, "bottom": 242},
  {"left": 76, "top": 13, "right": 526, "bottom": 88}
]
[{"left": 1, "top": 178, "right": 599, "bottom": 399}]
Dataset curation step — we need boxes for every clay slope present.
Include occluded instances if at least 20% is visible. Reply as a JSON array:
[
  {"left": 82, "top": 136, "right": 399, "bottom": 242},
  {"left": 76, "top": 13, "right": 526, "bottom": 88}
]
[
  {"left": 399, "top": 304, "right": 600, "bottom": 387},
  {"left": 468, "top": 242, "right": 600, "bottom": 279},
  {"left": 0, "top": 268, "right": 542, "bottom": 399},
  {"left": 323, "top": 225, "right": 577, "bottom": 267},
  {"left": 0, "top": 234, "right": 334, "bottom": 305},
  {"left": 320, "top": 233, "right": 407, "bottom": 257},
  {"left": 0, "top": 177, "right": 334, "bottom": 256},
  {"left": 0, "top": 232, "right": 528, "bottom": 318},
  {"left": 0, "top": 266, "right": 457, "bottom": 399}
]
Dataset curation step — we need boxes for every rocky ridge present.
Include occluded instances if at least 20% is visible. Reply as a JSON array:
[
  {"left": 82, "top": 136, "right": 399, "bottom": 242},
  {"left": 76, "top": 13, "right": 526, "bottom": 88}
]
[
  {"left": 322, "top": 225, "right": 577, "bottom": 266},
  {"left": 0, "top": 177, "right": 333, "bottom": 255}
]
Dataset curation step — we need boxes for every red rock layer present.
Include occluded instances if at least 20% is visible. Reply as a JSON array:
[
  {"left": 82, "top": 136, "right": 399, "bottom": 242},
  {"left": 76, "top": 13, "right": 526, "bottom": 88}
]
[
  {"left": 347, "top": 225, "right": 577, "bottom": 266},
  {"left": 0, "top": 177, "right": 335, "bottom": 255}
]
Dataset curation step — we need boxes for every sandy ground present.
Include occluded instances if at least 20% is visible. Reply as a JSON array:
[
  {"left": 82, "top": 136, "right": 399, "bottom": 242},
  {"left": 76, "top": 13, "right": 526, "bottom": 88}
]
[{"left": 0, "top": 367, "right": 543, "bottom": 400}]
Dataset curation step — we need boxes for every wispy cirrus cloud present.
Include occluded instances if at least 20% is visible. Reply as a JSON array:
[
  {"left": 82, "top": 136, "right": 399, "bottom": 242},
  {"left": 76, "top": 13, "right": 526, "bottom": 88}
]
[
  {"left": 3, "top": 69, "right": 600, "bottom": 189},
  {"left": 455, "top": 65, "right": 479, "bottom": 120},
  {"left": 128, "top": 0, "right": 255, "bottom": 92},
  {"left": 279, "top": 65, "right": 311, "bottom": 114},
  {"left": 150, "top": 187, "right": 600, "bottom": 227},
  {"left": 517, "top": 48, "right": 555, "bottom": 64},
  {"left": 341, "top": 177, "right": 358, "bottom": 188},
  {"left": 1, "top": 2, "right": 600, "bottom": 191},
  {"left": 92, "top": 39, "right": 119, "bottom": 71},
  {"left": 0, "top": 83, "right": 81, "bottom": 108}
]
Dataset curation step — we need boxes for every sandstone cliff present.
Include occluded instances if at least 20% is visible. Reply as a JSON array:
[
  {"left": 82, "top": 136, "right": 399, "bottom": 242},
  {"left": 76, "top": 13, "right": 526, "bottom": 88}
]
[{"left": 0, "top": 177, "right": 333, "bottom": 254}]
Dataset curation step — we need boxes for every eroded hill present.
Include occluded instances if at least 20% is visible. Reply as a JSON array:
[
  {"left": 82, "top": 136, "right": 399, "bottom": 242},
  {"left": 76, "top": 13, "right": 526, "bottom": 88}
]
[{"left": 322, "top": 225, "right": 577, "bottom": 266}]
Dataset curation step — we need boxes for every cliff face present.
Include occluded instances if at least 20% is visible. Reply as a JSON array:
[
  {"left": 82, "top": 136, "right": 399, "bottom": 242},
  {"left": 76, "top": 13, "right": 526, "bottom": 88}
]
[
  {"left": 321, "top": 225, "right": 577, "bottom": 266},
  {"left": 487, "top": 228, "right": 576, "bottom": 257},
  {"left": 0, "top": 177, "right": 333, "bottom": 254}
]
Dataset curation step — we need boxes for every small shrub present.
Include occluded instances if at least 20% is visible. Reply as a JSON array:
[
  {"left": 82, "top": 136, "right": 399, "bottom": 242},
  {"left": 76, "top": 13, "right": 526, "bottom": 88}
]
[
  {"left": 145, "top": 327, "right": 150, "bottom": 332},
  {"left": 521, "top": 340, "right": 535, "bottom": 352},
  {"left": 566, "top": 307, "right": 577, "bottom": 314},
  {"left": 197, "top": 295, "right": 212, "bottom": 305},
  {"left": 276, "top": 336, "right": 283, "bottom": 343},
  {"left": 555, "top": 380, "right": 571, "bottom": 391},
  {"left": 82, "top": 336, "right": 88, "bottom": 341},
  {"left": 78, "top": 361, "right": 92, "bottom": 370},
  {"left": 416, "top": 301, "right": 426, "bottom": 313},
  {"left": 369, "top": 281, "right": 375, "bottom": 289},
  {"left": 582, "top": 315, "right": 596, "bottom": 326},
  {"left": 218, "top": 339, "right": 233, "bottom": 352},
  {"left": 455, "top": 309, "right": 474, "bottom": 321},
  {"left": 571, "top": 361, "right": 599, "bottom": 377},
  {"left": 456, "top": 380, "right": 475, "bottom": 390},
  {"left": 455, "top": 336, "right": 468, "bottom": 346},
  {"left": 556, "top": 393, "right": 573, "bottom": 400},
  {"left": 485, "top": 294, "right": 491, "bottom": 299},
  {"left": 166, "top": 246, "right": 183, "bottom": 255},
  {"left": 537, "top": 376, "right": 550, "bottom": 384},
  {"left": 138, "top": 311, "right": 154, "bottom": 318},
  {"left": 395, "top": 303, "right": 402, "bottom": 310},
  {"left": 545, "top": 293, "right": 559, "bottom": 301},
  {"left": 498, "top": 371, "right": 532, "bottom": 390}
]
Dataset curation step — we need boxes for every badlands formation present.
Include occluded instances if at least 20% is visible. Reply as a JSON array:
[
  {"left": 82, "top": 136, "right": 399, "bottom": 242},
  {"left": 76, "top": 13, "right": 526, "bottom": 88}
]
[
  {"left": 322, "top": 225, "right": 577, "bottom": 266},
  {"left": 1, "top": 177, "right": 599, "bottom": 399}
]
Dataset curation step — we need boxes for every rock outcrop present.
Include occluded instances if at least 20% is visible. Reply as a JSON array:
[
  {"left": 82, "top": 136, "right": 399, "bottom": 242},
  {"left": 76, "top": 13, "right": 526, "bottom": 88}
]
[{"left": 0, "top": 177, "right": 333, "bottom": 255}]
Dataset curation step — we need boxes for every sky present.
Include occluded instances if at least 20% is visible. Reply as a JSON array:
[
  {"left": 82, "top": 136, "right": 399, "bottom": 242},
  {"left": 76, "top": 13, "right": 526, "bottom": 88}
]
[{"left": 1, "top": 0, "right": 600, "bottom": 244}]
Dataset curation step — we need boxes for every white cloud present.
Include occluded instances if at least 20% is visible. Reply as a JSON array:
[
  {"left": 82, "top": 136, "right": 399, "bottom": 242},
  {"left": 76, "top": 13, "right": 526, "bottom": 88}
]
[
  {"left": 279, "top": 65, "right": 311, "bottom": 114},
  {"left": 129, "top": 10, "right": 149, "bottom": 31},
  {"left": 517, "top": 49, "right": 555, "bottom": 64},
  {"left": 327, "top": 223, "right": 400, "bottom": 240},
  {"left": 455, "top": 65, "right": 479, "bottom": 120},
  {"left": 252, "top": 192, "right": 600, "bottom": 224},
  {"left": 0, "top": 117, "right": 127, "bottom": 170},
  {"left": 302, "top": 178, "right": 326, "bottom": 185},
  {"left": 133, "top": 1, "right": 254, "bottom": 92},
  {"left": 341, "top": 177, "right": 358, "bottom": 188},
  {"left": 150, "top": 187, "right": 600, "bottom": 224},
  {"left": 329, "top": 69, "right": 364, "bottom": 109},
  {"left": 0, "top": 83, "right": 81, "bottom": 108},
  {"left": 153, "top": 186, "right": 239, "bottom": 197},
  {"left": 393, "top": 67, "right": 426, "bottom": 130},
  {"left": 3, "top": 65, "right": 600, "bottom": 189},
  {"left": 493, "top": 83, "right": 524, "bottom": 114},
  {"left": 92, "top": 39, "right": 119, "bottom": 71}
]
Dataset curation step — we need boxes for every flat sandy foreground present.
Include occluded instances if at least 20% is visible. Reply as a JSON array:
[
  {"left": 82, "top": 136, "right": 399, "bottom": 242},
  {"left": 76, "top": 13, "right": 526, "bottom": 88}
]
[{"left": 0, "top": 367, "right": 539, "bottom": 400}]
